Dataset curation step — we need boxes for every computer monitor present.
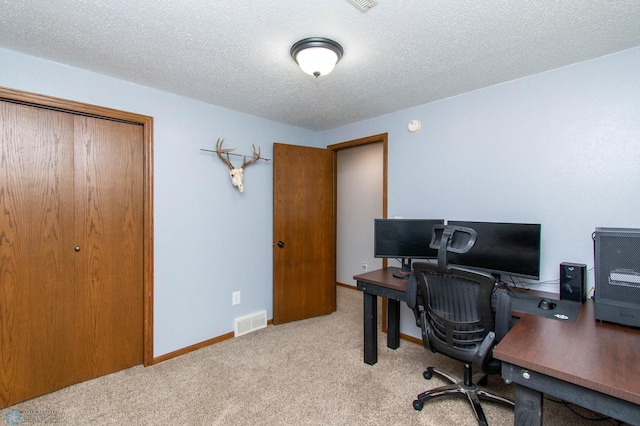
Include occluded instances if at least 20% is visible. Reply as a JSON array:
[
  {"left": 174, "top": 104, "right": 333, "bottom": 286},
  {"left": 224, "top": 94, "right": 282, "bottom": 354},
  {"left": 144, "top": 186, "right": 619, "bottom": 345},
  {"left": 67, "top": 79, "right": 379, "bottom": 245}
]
[
  {"left": 447, "top": 220, "right": 541, "bottom": 281},
  {"left": 374, "top": 218, "right": 445, "bottom": 278}
]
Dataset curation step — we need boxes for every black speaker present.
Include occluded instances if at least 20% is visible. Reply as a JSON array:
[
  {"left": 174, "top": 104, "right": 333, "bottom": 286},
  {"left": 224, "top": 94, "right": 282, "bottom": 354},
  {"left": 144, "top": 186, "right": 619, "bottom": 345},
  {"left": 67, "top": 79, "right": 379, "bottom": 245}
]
[
  {"left": 594, "top": 227, "right": 640, "bottom": 327},
  {"left": 560, "top": 262, "right": 586, "bottom": 303}
]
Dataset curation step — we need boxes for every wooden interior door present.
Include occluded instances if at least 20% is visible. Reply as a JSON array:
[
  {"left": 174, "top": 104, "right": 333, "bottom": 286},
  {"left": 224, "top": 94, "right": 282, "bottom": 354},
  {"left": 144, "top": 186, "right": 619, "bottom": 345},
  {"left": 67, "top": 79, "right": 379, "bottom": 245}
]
[
  {"left": 73, "top": 116, "right": 144, "bottom": 381},
  {"left": 273, "top": 143, "right": 335, "bottom": 324},
  {"left": 0, "top": 101, "right": 77, "bottom": 406},
  {"left": 0, "top": 100, "right": 144, "bottom": 408}
]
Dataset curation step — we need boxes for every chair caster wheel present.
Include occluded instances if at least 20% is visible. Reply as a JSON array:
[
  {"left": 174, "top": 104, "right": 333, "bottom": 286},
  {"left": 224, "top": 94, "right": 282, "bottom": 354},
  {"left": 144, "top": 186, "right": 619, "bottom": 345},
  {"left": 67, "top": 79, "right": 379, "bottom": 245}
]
[
  {"left": 478, "top": 375, "right": 488, "bottom": 386},
  {"left": 423, "top": 370, "right": 433, "bottom": 380},
  {"left": 413, "top": 400, "right": 424, "bottom": 411}
]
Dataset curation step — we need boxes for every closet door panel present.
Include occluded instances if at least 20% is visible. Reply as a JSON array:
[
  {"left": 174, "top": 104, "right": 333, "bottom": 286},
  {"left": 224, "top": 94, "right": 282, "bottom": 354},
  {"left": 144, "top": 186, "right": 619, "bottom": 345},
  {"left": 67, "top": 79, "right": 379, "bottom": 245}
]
[
  {"left": 0, "top": 102, "right": 76, "bottom": 407},
  {"left": 73, "top": 116, "right": 144, "bottom": 380}
]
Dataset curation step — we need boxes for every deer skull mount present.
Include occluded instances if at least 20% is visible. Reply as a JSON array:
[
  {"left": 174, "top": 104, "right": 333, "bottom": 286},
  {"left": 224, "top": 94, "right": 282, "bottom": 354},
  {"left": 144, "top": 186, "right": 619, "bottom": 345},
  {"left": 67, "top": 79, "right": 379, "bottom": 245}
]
[{"left": 215, "top": 138, "right": 261, "bottom": 193}]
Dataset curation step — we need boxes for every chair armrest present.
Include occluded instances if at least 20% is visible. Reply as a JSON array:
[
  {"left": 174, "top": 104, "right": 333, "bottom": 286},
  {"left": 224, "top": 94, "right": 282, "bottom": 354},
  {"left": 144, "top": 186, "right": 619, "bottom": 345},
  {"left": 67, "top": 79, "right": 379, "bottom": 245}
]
[
  {"left": 494, "top": 291, "right": 512, "bottom": 342},
  {"left": 473, "top": 331, "right": 496, "bottom": 372}
]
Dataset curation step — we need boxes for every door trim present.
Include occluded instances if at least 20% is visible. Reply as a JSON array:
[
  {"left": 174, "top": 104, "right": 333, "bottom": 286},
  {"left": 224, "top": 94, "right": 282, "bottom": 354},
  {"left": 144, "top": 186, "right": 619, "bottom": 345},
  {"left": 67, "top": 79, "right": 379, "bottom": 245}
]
[{"left": 0, "top": 86, "right": 155, "bottom": 366}]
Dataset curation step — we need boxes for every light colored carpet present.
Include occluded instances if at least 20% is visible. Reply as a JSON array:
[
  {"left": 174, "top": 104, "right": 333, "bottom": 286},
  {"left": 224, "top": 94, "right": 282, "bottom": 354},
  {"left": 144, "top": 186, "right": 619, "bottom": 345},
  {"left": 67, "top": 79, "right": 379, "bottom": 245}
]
[{"left": 4, "top": 286, "right": 622, "bottom": 425}]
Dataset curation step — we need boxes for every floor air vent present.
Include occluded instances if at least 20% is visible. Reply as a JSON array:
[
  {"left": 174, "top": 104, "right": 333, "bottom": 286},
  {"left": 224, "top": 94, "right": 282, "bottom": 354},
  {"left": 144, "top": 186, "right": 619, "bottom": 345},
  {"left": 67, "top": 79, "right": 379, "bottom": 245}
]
[{"left": 234, "top": 310, "right": 267, "bottom": 337}]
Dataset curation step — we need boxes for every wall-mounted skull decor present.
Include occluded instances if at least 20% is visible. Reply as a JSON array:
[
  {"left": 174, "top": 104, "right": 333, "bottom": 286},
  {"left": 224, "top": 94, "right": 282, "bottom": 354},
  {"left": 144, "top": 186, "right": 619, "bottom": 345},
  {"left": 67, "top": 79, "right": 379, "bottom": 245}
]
[{"left": 215, "top": 138, "right": 261, "bottom": 193}]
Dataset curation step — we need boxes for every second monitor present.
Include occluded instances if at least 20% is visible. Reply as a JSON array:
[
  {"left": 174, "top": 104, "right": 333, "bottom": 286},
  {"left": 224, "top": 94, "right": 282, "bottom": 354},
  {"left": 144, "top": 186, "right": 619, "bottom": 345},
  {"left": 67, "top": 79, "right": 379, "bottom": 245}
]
[{"left": 447, "top": 220, "right": 541, "bottom": 281}]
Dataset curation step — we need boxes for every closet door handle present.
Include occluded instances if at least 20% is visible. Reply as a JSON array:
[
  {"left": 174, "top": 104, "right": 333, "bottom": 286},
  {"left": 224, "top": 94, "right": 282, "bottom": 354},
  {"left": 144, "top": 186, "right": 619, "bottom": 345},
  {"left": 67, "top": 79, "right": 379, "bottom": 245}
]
[
  {"left": 74, "top": 246, "right": 81, "bottom": 252},
  {"left": 277, "top": 241, "right": 285, "bottom": 248}
]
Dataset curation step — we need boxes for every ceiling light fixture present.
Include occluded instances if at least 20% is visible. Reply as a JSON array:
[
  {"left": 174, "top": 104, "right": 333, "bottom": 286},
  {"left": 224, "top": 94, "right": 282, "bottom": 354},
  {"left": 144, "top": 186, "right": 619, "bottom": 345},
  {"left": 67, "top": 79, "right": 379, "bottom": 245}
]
[{"left": 290, "top": 37, "right": 343, "bottom": 78}]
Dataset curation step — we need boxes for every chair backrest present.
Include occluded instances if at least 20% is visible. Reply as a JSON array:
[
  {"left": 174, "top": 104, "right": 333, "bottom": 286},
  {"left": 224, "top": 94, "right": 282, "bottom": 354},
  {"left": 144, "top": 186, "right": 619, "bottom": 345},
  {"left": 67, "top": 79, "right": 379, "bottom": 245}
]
[
  {"left": 408, "top": 225, "right": 508, "bottom": 374},
  {"left": 412, "top": 262, "right": 496, "bottom": 365}
]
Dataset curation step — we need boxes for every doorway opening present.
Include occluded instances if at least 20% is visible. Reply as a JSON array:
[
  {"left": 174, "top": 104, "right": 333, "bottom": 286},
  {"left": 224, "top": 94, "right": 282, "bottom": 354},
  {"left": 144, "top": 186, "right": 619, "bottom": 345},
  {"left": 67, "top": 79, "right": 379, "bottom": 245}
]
[{"left": 329, "top": 133, "right": 388, "bottom": 288}]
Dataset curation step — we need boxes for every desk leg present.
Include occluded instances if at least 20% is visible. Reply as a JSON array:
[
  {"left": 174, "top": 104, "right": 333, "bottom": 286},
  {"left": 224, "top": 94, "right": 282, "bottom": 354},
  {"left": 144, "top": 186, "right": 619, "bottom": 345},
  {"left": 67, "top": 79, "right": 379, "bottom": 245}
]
[
  {"left": 363, "top": 292, "right": 377, "bottom": 365},
  {"left": 387, "top": 298, "right": 400, "bottom": 349},
  {"left": 514, "top": 384, "right": 543, "bottom": 426}
]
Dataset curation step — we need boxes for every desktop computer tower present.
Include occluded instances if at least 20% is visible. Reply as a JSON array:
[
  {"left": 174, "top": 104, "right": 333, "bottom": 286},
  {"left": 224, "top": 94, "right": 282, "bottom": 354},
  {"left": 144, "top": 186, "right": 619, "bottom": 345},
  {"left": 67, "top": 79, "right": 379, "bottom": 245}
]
[
  {"left": 560, "top": 262, "right": 586, "bottom": 303},
  {"left": 594, "top": 227, "right": 640, "bottom": 327}
]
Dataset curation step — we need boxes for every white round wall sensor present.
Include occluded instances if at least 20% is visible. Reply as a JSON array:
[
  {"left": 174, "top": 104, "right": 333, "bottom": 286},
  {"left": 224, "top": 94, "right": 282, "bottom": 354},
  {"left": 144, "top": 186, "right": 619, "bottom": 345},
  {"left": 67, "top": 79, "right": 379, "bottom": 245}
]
[{"left": 408, "top": 120, "right": 422, "bottom": 133}]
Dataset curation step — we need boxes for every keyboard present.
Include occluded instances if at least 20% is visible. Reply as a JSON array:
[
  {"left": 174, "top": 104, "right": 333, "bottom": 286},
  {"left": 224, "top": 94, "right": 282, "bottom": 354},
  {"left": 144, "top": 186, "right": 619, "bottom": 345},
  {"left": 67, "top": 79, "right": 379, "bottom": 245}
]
[
  {"left": 492, "top": 286, "right": 580, "bottom": 321},
  {"left": 492, "top": 286, "right": 543, "bottom": 311}
]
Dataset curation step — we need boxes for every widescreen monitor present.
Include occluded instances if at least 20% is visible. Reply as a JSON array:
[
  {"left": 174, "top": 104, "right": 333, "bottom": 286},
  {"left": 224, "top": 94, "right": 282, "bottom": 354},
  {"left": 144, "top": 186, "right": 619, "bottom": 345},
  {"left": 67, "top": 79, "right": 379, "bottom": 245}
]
[
  {"left": 374, "top": 218, "right": 444, "bottom": 278},
  {"left": 447, "top": 220, "right": 541, "bottom": 281}
]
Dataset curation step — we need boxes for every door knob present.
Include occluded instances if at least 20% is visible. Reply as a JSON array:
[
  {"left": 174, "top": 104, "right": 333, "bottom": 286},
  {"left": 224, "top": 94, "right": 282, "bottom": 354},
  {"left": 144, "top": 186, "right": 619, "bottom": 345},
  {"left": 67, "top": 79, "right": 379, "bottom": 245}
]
[
  {"left": 277, "top": 241, "right": 285, "bottom": 248},
  {"left": 74, "top": 246, "right": 81, "bottom": 252}
]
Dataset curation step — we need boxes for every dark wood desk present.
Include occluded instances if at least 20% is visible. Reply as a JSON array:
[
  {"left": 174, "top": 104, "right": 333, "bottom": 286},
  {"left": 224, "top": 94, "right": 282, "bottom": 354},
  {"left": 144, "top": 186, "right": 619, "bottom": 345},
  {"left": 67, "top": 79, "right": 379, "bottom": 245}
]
[
  {"left": 354, "top": 268, "right": 408, "bottom": 365},
  {"left": 495, "top": 299, "right": 640, "bottom": 425},
  {"left": 353, "top": 268, "right": 553, "bottom": 366}
]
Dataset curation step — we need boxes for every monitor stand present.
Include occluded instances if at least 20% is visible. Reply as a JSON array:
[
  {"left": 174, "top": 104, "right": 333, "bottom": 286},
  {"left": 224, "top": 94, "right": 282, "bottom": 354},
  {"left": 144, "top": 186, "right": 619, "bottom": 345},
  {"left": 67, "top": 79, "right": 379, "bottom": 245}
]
[{"left": 393, "top": 258, "right": 412, "bottom": 279}]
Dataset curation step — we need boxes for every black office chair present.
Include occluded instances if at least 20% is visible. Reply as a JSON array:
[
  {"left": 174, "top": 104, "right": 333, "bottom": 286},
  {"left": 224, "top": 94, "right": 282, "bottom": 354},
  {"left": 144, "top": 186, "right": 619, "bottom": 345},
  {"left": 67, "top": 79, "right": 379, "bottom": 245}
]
[{"left": 406, "top": 225, "right": 514, "bottom": 426}]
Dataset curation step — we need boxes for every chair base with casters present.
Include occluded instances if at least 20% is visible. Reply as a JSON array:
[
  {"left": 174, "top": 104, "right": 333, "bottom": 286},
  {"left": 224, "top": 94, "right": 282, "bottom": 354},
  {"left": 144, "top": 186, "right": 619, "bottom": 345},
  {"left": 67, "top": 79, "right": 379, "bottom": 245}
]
[{"left": 412, "top": 363, "right": 514, "bottom": 426}]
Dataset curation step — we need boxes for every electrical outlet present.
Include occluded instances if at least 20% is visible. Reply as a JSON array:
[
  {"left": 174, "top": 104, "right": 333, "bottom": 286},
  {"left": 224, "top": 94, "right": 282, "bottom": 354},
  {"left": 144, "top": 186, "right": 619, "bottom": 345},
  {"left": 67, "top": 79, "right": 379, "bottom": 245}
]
[
  {"left": 362, "top": 261, "right": 368, "bottom": 271},
  {"left": 232, "top": 291, "right": 241, "bottom": 305}
]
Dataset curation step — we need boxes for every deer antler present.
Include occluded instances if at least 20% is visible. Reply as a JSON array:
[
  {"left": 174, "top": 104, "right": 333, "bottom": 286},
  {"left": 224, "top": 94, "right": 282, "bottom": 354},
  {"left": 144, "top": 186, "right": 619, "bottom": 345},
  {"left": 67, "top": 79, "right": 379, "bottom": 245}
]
[
  {"left": 241, "top": 144, "right": 261, "bottom": 170},
  {"left": 216, "top": 138, "right": 235, "bottom": 170}
]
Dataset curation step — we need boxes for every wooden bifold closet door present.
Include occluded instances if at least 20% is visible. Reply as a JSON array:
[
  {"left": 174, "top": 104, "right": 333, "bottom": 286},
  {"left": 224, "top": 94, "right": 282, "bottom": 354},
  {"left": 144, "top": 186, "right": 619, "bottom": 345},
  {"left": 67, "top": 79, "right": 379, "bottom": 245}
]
[{"left": 0, "top": 100, "right": 143, "bottom": 408}]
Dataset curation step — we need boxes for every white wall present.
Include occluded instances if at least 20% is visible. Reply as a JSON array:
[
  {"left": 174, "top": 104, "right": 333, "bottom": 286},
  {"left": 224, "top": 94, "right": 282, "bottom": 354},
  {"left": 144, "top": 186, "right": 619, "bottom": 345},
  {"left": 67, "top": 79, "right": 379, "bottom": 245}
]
[
  {"left": 336, "top": 143, "right": 384, "bottom": 286},
  {"left": 320, "top": 46, "right": 640, "bottom": 338},
  {"left": 0, "top": 47, "right": 317, "bottom": 357}
]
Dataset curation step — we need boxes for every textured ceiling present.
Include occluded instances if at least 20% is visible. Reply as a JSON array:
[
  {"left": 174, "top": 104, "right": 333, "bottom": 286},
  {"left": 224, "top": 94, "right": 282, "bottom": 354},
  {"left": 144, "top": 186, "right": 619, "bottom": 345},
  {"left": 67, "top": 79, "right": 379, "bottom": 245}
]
[{"left": 1, "top": 1, "right": 639, "bottom": 131}]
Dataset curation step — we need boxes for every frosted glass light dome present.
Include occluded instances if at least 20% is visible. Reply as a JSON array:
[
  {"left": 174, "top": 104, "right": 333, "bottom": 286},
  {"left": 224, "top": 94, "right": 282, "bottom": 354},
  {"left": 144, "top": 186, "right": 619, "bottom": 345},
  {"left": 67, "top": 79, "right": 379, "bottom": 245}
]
[{"left": 291, "top": 37, "right": 343, "bottom": 78}]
